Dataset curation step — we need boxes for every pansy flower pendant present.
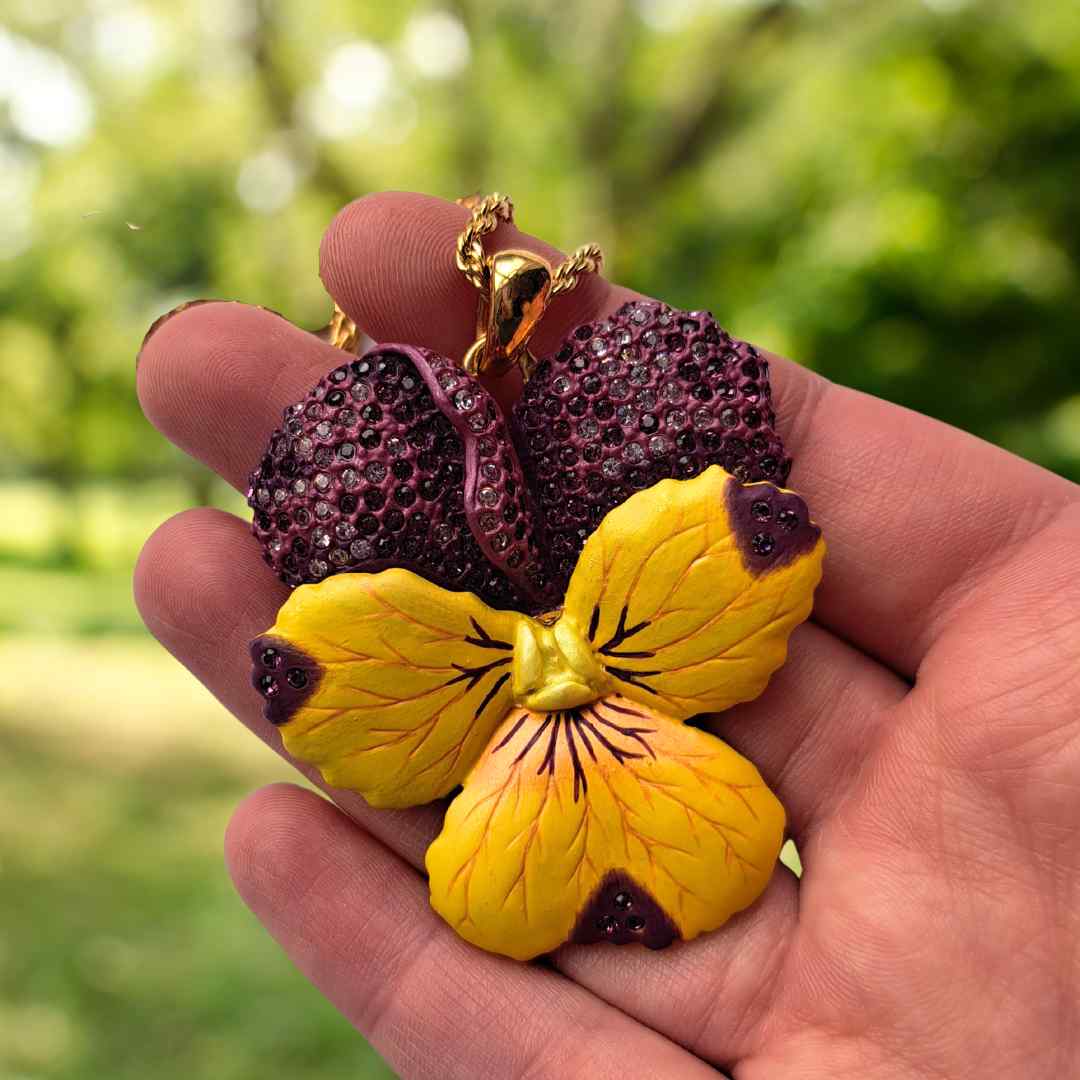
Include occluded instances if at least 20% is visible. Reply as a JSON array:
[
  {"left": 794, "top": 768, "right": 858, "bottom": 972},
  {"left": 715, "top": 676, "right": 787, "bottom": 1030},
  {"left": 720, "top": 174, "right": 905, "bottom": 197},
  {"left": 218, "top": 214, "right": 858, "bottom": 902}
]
[{"left": 247, "top": 196, "right": 825, "bottom": 960}]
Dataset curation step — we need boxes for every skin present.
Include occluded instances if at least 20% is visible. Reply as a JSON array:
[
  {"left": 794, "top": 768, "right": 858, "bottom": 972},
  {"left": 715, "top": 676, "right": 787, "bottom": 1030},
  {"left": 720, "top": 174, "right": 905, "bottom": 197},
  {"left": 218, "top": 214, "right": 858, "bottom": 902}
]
[{"left": 134, "top": 191, "right": 1080, "bottom": 1079}]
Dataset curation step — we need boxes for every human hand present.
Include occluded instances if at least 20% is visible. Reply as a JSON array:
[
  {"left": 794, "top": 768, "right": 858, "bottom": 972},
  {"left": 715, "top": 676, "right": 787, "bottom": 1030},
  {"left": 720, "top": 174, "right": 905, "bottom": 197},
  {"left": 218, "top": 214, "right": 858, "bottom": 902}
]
[{"left": 135, "top": 192, "right": 1080, "bottom": 1079}]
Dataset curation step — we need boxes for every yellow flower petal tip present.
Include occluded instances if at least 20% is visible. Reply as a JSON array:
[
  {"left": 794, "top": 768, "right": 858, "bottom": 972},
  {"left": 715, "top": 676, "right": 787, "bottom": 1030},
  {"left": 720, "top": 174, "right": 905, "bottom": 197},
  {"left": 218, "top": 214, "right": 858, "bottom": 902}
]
[{"left": 251, "top": 466, "right": 823, "bottom": 957}]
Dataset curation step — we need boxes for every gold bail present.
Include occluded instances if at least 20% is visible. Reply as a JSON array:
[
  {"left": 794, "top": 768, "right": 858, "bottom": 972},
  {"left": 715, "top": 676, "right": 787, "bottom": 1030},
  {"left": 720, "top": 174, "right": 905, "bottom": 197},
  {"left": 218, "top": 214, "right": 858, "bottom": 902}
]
[
  {"left": 455, "top": 193, "right": 602, "bottom": 379},
  {"left": 463, "top": 250, "right": 552, "bottom": 377}
]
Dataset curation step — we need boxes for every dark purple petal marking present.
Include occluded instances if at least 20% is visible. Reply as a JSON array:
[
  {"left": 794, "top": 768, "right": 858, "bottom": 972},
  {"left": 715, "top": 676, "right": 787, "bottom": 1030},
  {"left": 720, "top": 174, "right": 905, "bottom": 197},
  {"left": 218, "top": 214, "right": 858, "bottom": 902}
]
[
  {"left": 250, "top": 635, "right": 321, "bottom": 726},
  {"left": 494, "top": 704, "right": 657, "bottom": 797},
  {"left": 570, "top": 870, "right": 679, "bottom": 950},
  {"left": 472, "top": 671, "right": 511, "bottom": 722},
  {"left": 583, "top": 704, "right": 657, "bottom": 760},
  {"left": 724, "top": 476, "right": 821, "bottom": 575},
  {"left": 464, "top": 617, "right": 513, "bottom": 651},
  {"left": 587, "top": 603, "right": 601, "bottom": 642},
  {"left": 443, "top": 656, "right": 512, "bottom": 690},
  {"left": 598, "top": 605, "right": 654, "bottom": 659},
  {"left": 563, "top": 714, "right": 587, "bottom": 801}
]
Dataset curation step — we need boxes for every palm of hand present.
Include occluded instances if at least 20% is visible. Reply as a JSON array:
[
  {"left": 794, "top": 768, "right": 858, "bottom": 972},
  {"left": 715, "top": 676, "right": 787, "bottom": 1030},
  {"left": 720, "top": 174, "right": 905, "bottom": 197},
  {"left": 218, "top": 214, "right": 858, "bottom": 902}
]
[{"left": 135, "top": 193, "right": 1080, "bottom": 1079}]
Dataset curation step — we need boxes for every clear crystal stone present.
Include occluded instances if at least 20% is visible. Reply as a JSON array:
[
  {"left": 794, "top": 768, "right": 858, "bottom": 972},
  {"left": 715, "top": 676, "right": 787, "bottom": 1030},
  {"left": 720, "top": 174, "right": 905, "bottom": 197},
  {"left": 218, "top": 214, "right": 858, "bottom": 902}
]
[
  {"left": 649, "top": 436, "right": 670, "bottom": 458},
  {"left": 477, "top": 486, "right": 498, "bottom": 507},
  {"left": 579, "top": 418, "right": 599, "bottom": 438},
  {"left": 667, "top": 409, "right": 688, "bottom": 429},
  {"left": 386, "top": 436, "right": 406, "bottom": 456},
  {"left": 601, "top": 457, "right": 622, "bottom": 478},
  {"left": 314, "top": 501, "right": 332, "bottom": 519},
  {"left": 552, "top": 376, "right": 571, "bottom": 394},
  {"left": 622, "top": 442, "right": 645, "bottom": 464},
  {"left": 292, "top": 479, "right": 307, "bottom": 495},
  {"left": 308, "top": 559, "right": 328, "bottom": 578},
  {"left": 341, "top": 468, "right": 358, "bottom": 488},
  {"left": 434, "top": 523, "right": 455, "bottom": 544},
  {"left": 313, "top": 527, "right": 331, "bottom": 548},
  {"left": 315, "top": 421, "right": 332, "bottom": 438},
  {"left": 350, "top": 539, "right": 374, "bottom": 560},
  {"left": 364, "top": 461, "right": 387, "bottom": 483},
  {"left": 693, "top": 408, "right": 714, "bottom": 429},
  {"left": 453, "top": 388, "right": 475, "bottom": 411}
]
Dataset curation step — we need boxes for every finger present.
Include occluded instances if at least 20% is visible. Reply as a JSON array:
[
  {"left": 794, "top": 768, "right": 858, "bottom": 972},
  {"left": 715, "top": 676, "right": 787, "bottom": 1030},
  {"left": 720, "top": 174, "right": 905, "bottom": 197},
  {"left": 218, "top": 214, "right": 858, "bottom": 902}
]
[
  {"left": 137, "top": 301, "right": 351, "bottom": 492},
  {"left": 226, "top": 783, "right": 719, "bottom": 1080},
  {"left": 772, "top": 363, "right": 1078, "bottom": 676},
  {"left": 319, "top": 190, "right": 638, "bottom": 366},
  {"left": 320, "top": 193, "right": 1079, "bottom": 679},
  {"left": 133, "top": 506, "right": 442, "bottom": 865}
]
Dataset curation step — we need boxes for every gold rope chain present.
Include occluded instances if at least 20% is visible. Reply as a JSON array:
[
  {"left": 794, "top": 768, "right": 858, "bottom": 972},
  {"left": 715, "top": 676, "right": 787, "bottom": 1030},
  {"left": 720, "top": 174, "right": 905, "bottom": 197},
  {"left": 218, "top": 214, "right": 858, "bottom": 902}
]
[
  {"left": 329, "top": 194, "right": 603, "bottom": 360},
  {"left": 454, "top": 193, "right": 603, "bottom": 298}
]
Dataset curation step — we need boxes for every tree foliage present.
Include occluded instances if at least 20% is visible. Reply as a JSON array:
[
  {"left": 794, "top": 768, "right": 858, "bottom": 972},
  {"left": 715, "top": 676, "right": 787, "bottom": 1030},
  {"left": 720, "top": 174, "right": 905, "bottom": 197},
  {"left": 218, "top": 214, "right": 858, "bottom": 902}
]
[{"left": 2, "top": 0, "right": 1078, "bottom": 499}]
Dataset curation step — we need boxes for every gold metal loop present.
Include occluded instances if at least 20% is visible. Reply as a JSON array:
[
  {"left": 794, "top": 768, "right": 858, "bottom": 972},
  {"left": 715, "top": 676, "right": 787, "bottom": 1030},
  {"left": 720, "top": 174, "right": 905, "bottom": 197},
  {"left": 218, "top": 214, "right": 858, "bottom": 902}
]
[
  {"left": 454, "top": 193, "right": 604, "bottom": 378},
  {"left": 326, "top": 303, "right": 361, "bottom": 353},
  {"left": 455, "top": 193, "right": 515, "bottom": 293}
]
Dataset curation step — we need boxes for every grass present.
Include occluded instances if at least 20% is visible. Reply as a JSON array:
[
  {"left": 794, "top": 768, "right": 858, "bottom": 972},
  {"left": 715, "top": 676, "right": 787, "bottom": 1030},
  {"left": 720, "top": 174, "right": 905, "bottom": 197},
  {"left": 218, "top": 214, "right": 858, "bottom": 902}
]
[{"left": 0, "top": 634, "right": 396, "bottom": 1080}]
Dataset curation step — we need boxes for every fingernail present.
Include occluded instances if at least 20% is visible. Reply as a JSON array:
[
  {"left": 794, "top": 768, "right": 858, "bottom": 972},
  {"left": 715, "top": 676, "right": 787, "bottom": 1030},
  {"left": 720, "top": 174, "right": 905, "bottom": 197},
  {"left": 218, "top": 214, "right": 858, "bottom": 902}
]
[
  {"left": 136, "top": 300, "right": 294, "bottom": 369},
  {"left": 136, "top": 298, "right": 219, "bottom": 369}
]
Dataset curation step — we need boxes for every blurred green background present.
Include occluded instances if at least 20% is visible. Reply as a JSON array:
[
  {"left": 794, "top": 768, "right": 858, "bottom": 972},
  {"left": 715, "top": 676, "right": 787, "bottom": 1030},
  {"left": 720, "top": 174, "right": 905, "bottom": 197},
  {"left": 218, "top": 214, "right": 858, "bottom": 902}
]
[{"left": 1, "top": 0, "right": 1078, "bottom": 1076}]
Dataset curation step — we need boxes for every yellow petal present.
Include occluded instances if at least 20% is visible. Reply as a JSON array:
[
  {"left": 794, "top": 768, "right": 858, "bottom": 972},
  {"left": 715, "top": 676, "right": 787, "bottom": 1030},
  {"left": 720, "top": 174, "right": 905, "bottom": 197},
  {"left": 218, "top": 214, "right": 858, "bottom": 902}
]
[
  {"left": 252, "top": 569, "right": 523, "bottom": 809},
  {"left": 426, "top": 696, "right": 785, "bottom": 960},
  {"left": 559, "top": 466, "right": 825, "bottom": 720}
]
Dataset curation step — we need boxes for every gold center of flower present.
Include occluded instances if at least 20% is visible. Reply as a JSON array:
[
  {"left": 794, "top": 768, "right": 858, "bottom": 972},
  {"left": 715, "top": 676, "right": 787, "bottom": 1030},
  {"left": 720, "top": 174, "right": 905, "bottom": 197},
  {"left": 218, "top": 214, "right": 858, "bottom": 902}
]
[{"left": 511, "top": 618, "right": 609, "bottom": 711}]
